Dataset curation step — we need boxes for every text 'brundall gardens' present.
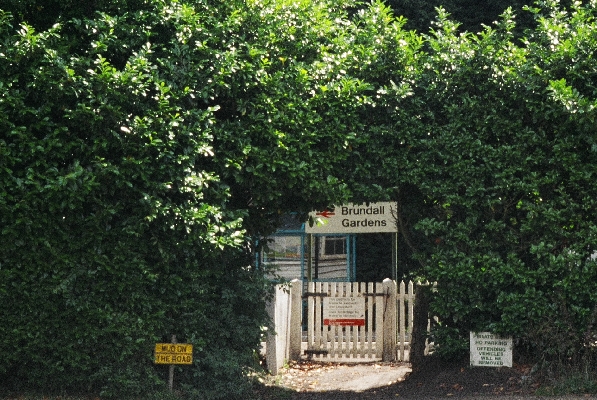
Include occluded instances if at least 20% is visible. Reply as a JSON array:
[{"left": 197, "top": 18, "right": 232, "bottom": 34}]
[
  {"left": 306, "top": 202, "right": 397, "bottom": 234},
  {"left": 340, "top": 205, "right": 388, "bottom": 228}
]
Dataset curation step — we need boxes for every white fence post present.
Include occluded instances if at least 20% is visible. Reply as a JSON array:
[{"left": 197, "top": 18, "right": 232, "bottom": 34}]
[
  {"left": 289, "top": 279, "right": 302, "bottom": 361},
  {"left": 398, "top": 280, "right": 406, "bottom": 361},
  {"left": 397, "top": 280, "right": 416, "bottom": 361},
  {"left": 266, "top": 284, "right": 290, "bottom": 375},
  {"left": 382, "top": 278, "right": 397, "bottom": 362}
]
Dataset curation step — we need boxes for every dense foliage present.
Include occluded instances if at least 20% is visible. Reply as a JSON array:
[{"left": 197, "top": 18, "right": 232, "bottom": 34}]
[
  {"left": 0, "top": 1, "right": 268, "bottom": 397},
  {"left": 0, "top": 0, "right": 383, "bottom": 397},
  {"left": 1, "top": 0, "right": 597, "bottom": 397},
  {"left": 361, "top": 1, "right": 597, "bottom": 365}
]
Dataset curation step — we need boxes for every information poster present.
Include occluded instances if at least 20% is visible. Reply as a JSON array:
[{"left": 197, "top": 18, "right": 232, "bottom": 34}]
[
  {"left": 470, "top": 332, "right": 513, "bottom": 367},
  {"left": 323, "top": 297, "right": 365, "bottom": 326}
]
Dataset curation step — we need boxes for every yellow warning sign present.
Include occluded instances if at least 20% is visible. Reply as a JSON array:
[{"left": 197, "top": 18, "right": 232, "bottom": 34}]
[{"left": 154, "top": 343, "right": 193, "bottom": 364}]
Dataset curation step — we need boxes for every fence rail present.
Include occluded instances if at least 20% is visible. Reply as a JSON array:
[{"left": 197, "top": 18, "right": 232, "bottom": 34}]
[
  {"left": 265, "top": 279, "right": 418, "bottom": 373},
  {"left": 397, "top": 280, "right": 415, "bottom": 361},
  {"left": 304, "top": 281, "right": 388, "bottom": 360}
]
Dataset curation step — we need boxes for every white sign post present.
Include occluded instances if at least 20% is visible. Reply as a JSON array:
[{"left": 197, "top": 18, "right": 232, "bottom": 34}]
[
  {"left": 470, "top": 332, "right": 513, "bottom": 367},
  {"left": 305, "top": 202, "right": 397, "bottom": 234}
]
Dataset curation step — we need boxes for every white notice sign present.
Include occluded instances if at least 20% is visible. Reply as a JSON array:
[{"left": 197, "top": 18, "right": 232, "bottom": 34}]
[
  {"left": 470, "top": 332, "right": 513, "bottom": 367},
  {"left": 323, "top": 297, "right": 365, "bottom": 326},
  {"left": 306, "top": 202, "right": 397, "bottom": 234}
]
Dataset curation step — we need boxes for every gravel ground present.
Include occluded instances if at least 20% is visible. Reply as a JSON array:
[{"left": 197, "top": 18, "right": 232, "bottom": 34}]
[{"left": 253, "top": 356, "right": 597, "bottom": 399}]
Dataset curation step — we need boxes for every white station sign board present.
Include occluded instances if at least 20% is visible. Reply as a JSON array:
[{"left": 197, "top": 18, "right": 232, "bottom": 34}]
[
  {"left": 470, "top": 332, "right": 513, "bottom": 367},
  {"left": 305, "top": 202, "right": 397, "bottom": 234}
]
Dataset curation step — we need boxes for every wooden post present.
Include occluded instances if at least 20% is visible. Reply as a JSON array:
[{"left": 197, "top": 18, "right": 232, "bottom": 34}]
[
  {"left": 392, "top": 232, "right": 398, "bottom": 280},
  {"left": 306, "top": 234, "right": 312, "bottom": 282},
  {"left": 314, "top": 236, "right": 320, "bottom": 280},
  {"left": 289, "top": 279, "right": 302, "bottom": 360},
  {"left": 382, "top": 278, "right": 397, "bottom": 362},
  {"left": 169, "top": 335, "right": 176, "bottom": 391},
  {"left": 398, "top": 280, "right": 406, "bottom": 361},
  {"left": 307, "top": 281, "right": 314, "bottom": 354},
  {"left": 408, "top": 281, "right": 415, "bottom": 346}
]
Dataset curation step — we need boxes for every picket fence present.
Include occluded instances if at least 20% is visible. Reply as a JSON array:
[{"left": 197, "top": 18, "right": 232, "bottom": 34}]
[{"left": 265, "top": 279, "right": 417, "bottom": 374}]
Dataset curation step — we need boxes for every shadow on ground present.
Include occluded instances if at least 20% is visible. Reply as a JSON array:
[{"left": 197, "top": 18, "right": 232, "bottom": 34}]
[{"left": 252, "top": 355, "right": 551, "bottom": 400}]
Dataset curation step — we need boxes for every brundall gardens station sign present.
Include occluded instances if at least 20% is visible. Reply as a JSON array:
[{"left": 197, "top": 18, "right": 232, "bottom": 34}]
[{"left": 305, "top": 202, "right": 397, "bottom": 234}]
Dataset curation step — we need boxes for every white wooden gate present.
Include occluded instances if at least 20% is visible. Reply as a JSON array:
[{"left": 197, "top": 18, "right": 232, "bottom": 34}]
[
  {"left": 304, "top": 279, "right": 398, "bottom": 361},
  {"left": 397, "top": 280, "right": 415, "bottom": 361}
]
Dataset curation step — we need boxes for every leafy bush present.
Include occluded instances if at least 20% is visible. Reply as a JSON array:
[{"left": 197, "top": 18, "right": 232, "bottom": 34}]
[
  {"left": 388, "top": 1, "right": 597, "bottom": 367},
  {"left": 0, "top": 0, "right": 384, "bottom": 397},
  {"left": 340, "top": 1, "right": 597, "bottom": 370},
  {"left": 3, "top": 0, "right": 597, "bottom": 395},
  {"left": 0, "top": 2, "right": 268, "bottom": 397}
]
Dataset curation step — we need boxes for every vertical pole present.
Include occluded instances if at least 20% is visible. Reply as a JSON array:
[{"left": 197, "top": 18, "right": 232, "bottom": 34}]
[
  {"left": 314, "top": 236, "right": 320, "bottom": 280},
  {"left": 169, "top": 335, "right": 176, "bottom": 392},
  {"left": 306, "top": 234, "right": 312, "bottom": 282},
  {"left": 300, "top": 233, "right": 305, "bottom": 284},
  {"left": 289, "top": 279, "right": 302, "bottom": 360},
  {"left": 392, "top": 232, "right": 398, "bottom": 281},
  {"left": 382, "top": 279, "right": 397, "bottom": 362}
]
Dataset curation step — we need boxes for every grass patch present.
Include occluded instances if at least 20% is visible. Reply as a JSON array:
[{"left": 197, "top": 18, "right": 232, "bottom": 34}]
[{"left": 535, "top": 372, "right": 597, "bottom": 396}]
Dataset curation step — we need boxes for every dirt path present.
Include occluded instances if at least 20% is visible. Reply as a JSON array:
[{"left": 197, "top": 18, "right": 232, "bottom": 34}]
[
  {"left": 274, "top": 361, "right": 411, "bottom": 392},
  {"left": 258, "top": 358, "right": 595, "bottom": 399}
]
